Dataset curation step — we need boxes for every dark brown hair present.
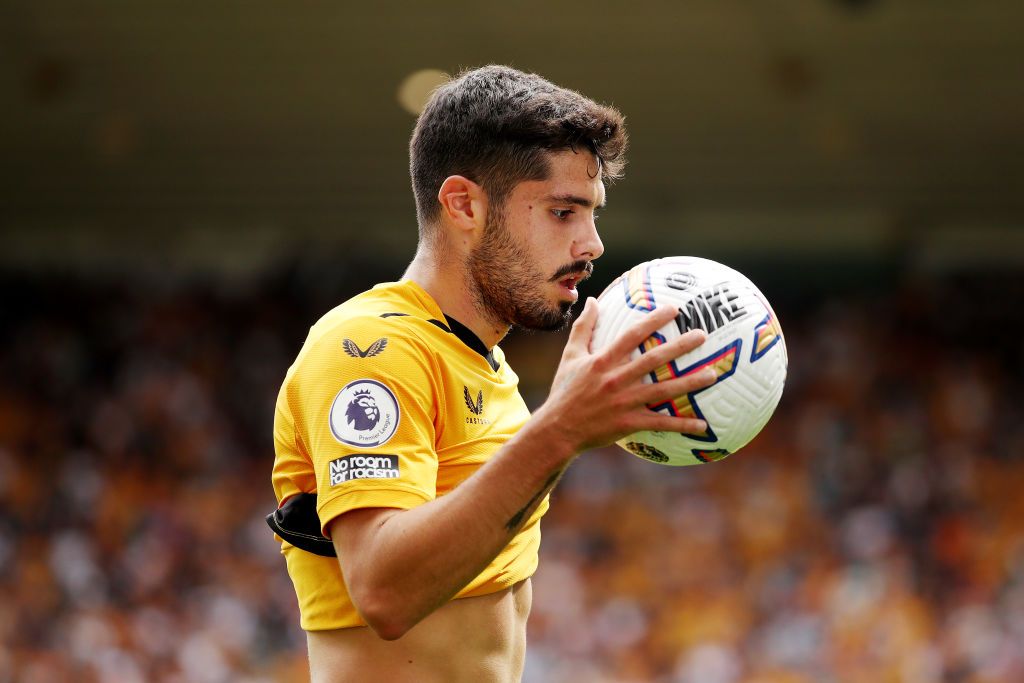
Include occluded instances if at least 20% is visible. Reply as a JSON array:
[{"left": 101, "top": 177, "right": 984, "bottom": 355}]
[{"left": 409, "top": 65, "right": 627, "bottom": 232}]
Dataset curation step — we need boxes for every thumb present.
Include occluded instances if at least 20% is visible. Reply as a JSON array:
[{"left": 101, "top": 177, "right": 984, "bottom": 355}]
[{"left": 566, "top": 297, "right": 599, "bottom": 351}]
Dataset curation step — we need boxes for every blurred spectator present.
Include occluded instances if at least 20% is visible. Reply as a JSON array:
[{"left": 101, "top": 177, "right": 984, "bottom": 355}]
[{"left": 0, "top": 266, "right": 1021, "bottom": 683}]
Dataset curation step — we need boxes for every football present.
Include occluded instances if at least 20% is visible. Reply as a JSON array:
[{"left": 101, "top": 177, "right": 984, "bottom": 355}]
[{"left": 591, "top": 256, "right": 788, "bottom": 466}]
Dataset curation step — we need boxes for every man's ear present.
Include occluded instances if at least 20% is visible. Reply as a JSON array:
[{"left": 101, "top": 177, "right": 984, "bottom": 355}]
[{"left": 437, "top": 175, "right": 488, "bottom": 238}]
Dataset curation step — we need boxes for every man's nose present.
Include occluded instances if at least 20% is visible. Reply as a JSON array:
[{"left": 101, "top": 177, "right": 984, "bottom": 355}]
[{"left": 572, "top": 218, "right": 604, "bottom": 261}]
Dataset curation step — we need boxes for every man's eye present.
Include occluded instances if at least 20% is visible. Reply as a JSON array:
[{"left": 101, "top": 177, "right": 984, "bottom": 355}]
[{"left": 552, "top": 209, "right": 574, "bottom": 220}]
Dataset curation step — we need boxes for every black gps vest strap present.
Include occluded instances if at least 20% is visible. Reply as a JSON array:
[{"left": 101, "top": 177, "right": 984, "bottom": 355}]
[{"left": 266, "top": 493, "right": 336, "bottom": 557}]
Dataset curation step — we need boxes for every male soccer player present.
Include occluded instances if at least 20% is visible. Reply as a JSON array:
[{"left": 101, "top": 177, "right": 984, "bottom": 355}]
[{"left": 269, "top": 65, "right": 715, "bottom": 682}]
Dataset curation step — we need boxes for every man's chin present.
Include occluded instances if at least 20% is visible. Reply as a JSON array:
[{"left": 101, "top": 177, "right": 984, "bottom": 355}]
[{"left": 515, "top": 300, "right": 574, "bottom": 332}]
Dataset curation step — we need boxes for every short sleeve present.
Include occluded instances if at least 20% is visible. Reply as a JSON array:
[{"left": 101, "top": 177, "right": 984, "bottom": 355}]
[{"left": 286, "top": 317, "right": 440, "bottom": 535}]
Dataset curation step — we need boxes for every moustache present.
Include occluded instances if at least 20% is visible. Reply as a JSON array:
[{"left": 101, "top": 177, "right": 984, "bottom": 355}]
[{"left": 549, "top": 260, "right": 594, "bottom": 282}]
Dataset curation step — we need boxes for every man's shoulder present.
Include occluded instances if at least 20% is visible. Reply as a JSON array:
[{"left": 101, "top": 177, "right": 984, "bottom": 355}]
[
  {"left": 301, "top": 281, "right": 446, "bottom": 365},
  {"left": 315, "top": 280, "right": 422, "bottom": 324}
]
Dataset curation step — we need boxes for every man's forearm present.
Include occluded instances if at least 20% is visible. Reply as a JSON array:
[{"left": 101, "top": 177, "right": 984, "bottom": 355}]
[{"left": 332, "top": 411, "right": 574, "bottom": 639}]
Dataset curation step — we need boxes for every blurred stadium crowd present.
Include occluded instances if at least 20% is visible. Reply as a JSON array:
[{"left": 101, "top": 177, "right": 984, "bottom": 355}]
[{"left": 1, "top": 264, "right": 1022, "bottom": 683}]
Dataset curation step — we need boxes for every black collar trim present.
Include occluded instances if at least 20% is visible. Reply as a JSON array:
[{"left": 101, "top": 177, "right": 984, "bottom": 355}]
[
  {"left": 380, "top": 312, "right": 499, "bottom": 371},
  {"left": 436, "top": 316, "right": 500, "bottom": 372},
  {"left": 443, "top": 314, "right": 492, "bottom": 357}
]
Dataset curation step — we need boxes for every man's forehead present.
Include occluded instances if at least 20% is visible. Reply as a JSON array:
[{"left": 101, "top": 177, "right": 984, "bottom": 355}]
[
  {"left": 539, "top": 187, "right": 606, "bottom": 209},
  {"left": 525, "top": 171, "right": 606, "bottom": 207}
]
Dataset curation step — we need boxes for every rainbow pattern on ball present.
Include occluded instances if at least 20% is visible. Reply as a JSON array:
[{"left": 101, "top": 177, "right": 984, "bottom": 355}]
[
  {"left": 751, "top": 312, "right": 783, "bottom": 362},
  {"left": 622, "top": 264, "right": 656, "bottom": 312},
  {"left": 642, "top": 333, "right": 742, "bottom": 442}
]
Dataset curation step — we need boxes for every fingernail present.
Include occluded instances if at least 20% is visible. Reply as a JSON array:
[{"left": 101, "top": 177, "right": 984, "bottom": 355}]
[{"left": 702, "top": 368, "right": 717, "bottom": 382}]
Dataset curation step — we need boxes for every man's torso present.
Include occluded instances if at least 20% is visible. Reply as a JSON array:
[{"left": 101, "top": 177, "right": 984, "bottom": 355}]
[
  {"left": 271, "top": 280, "right": 546, "bottom": 676},
  {"left": 307, "top": 579, "right": 532, "bottom": 683}
]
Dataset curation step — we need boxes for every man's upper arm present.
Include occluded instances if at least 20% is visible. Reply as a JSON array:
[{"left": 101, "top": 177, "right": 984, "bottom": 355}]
[
  {"left": 327, "top": 507, "right": 400, "bottom": 561},
  {"left": 287, "top": 318, "right": 442, "bottom": 537}
]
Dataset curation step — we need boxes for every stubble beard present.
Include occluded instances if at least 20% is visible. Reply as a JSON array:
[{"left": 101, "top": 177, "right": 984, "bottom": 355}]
[{"left": 467, "top": 209, "right": 573, "bottom": 333}]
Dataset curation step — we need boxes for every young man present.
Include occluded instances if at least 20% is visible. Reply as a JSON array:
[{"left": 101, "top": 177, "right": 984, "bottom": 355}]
[{"left": 269, "top": 65, "right": 715, "bottom": 682}]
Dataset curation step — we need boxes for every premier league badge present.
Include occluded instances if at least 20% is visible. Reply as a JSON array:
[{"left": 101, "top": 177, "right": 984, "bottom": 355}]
[{"left": 329, "top": 379, "right": 400, "bottom": 448}]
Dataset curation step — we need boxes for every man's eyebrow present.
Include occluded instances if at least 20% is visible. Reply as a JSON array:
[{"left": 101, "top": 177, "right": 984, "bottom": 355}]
[{"left": 544, "top": 193, "right": 607, "bottom": 209}]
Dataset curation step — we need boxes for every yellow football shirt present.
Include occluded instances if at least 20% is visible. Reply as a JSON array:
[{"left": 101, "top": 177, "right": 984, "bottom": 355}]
[{"left": 271, "top": 279, "right": 545, "bottom": 631}]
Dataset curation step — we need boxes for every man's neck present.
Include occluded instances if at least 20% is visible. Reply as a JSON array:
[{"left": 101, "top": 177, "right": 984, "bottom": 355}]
[{"left": 403, "top": 249, "right": 509, "bottom": 349}]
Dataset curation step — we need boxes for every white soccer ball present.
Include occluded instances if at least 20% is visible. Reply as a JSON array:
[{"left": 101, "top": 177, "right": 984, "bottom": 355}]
[{"left": 592, "top": 256, "right": 788, "bottom": 466}]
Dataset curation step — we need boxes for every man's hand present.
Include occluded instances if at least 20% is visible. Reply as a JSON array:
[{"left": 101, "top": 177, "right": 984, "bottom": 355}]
[{"left": 541, "top": 297, "right": 716, "bottom": 453}]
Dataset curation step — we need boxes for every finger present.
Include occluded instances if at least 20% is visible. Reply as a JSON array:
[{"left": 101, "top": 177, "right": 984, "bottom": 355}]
[
  {"left": 627, "top": 329, "right": 708, "bottom": 377},
  {"left": 630, "top": 412, "right": 709, "bottom": 436},
  {"left": 635, "top": 368, "right": 718, "bottom": 405},
  {"left": 602, "top": 305, "right": 678, "bottom": 361},
  {"left": 566, "top": 297, "right": 598, "bottom": 351}
]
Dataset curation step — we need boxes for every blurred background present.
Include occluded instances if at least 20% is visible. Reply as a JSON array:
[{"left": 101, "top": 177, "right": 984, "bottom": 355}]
[{"left": 1, "top": 1, "right": 1023, "bottom": 682}]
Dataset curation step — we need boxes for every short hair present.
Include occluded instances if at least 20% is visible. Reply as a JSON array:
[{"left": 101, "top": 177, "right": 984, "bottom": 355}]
[{"left": 409, "top": 65, "right": 628, "bottom": 233}]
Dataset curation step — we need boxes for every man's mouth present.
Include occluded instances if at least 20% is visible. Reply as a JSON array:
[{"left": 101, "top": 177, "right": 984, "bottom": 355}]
[
  {"left": 559, "top": 274, "right": 584, "bottom": 290},
  {"left": 551, "top": 262, "right": 593, "bottom": 301},
  {"left": 551, "top": 261, "right": 593, "bottom": 283},
  {"left": 556, "top": 271, "right": 590, "bottom": 302}
]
